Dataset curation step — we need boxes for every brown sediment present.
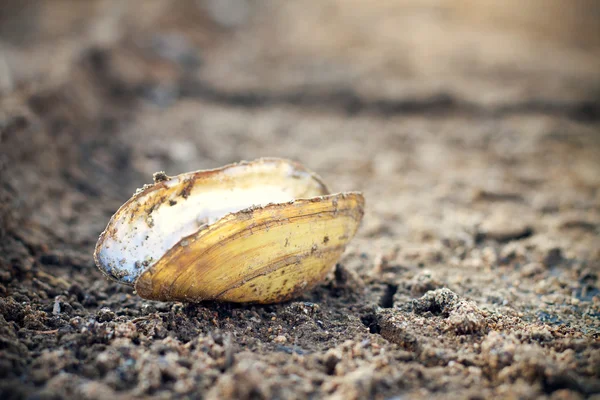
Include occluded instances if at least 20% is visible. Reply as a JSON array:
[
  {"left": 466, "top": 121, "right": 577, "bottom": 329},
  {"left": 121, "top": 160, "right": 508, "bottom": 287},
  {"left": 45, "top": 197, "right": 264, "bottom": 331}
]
[{"left": 1, "top": 2, "right": 599, "bottom": 399}]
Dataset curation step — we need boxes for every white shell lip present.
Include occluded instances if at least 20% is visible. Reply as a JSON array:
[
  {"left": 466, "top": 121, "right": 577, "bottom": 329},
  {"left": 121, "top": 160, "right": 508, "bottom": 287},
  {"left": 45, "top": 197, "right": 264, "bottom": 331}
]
[{"left": 94, "top": 158, "right": 330, "bottom": 285}]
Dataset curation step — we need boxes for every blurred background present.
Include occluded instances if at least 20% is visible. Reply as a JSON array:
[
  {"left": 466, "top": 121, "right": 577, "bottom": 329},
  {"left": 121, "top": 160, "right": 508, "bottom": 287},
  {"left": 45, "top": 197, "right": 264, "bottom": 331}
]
[
  {"left": 1, "top": 0, "right": 599, "bottom": 102},
  {"left": 1, "top": 0, "right": 598, "bottom": 254},
  {"left": 0, "top": 1, "right": 599, "bottom": 398}
]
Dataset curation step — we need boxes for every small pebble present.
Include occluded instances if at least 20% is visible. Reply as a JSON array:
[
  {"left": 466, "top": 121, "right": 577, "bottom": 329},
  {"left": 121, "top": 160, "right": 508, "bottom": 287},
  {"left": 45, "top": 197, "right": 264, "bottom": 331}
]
[
  {"left": 273, "top": 335, "right": 287, "bottom": 344},
  {"left": 97, "top": 307, "right": 115, "bottom": 322}
]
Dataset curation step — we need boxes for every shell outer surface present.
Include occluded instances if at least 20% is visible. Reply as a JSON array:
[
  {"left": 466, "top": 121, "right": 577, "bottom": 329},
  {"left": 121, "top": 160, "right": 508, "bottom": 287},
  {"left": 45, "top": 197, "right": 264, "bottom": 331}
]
[
  {"left": 94, "top": 158, "right": 364, "bottom": 303},
  {"left": 135, "top": 192, "right": 364, "bottom": 303}
]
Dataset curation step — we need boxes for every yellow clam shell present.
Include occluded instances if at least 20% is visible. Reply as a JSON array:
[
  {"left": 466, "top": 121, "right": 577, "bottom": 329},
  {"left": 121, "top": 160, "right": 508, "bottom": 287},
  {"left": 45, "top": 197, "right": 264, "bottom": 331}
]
[{"left": 94, "top": 158, "right": 364, "bottom": 303}]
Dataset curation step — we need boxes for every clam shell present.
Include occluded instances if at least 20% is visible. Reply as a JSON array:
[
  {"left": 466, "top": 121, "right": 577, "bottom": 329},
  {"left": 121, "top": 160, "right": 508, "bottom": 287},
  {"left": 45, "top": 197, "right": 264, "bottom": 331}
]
[{"left": 94, "top": 158, "right": 364, "bottom": 303}]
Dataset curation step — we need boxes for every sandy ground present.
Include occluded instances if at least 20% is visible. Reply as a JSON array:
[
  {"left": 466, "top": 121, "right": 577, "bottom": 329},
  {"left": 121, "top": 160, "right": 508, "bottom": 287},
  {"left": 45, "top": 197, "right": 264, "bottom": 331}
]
[{"left": 0, "top": 1, "right": 599, "bottom": 399}]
